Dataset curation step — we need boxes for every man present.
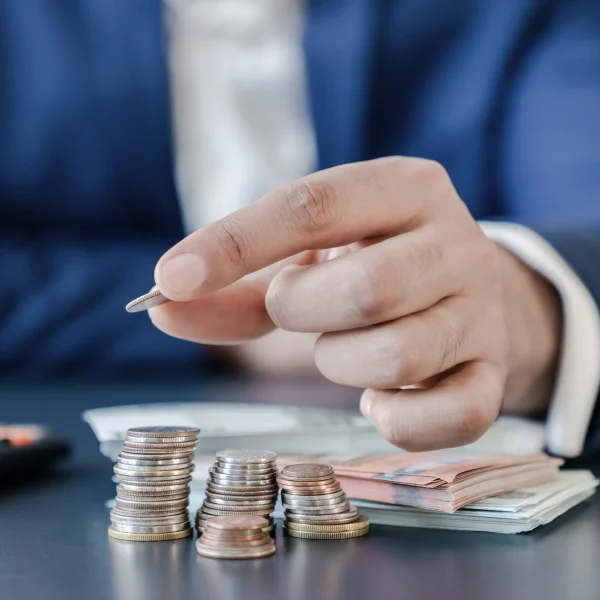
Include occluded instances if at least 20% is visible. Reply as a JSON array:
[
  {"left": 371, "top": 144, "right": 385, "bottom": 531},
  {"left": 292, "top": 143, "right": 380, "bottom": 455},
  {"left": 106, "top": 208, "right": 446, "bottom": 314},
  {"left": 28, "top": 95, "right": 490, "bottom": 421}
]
[{"left": 1, "top": 1, "right": 599, "bottom": 457}]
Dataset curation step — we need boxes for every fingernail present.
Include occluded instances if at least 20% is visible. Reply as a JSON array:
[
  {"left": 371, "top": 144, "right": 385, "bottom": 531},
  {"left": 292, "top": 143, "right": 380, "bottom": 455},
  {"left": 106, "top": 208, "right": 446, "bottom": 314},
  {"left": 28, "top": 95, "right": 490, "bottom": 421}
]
[
  {"left": 360, "top": 389, "right": 375, "bottom": 419},
  {"left": 159, "top": 253, "right": 206, "bottom": 298}
]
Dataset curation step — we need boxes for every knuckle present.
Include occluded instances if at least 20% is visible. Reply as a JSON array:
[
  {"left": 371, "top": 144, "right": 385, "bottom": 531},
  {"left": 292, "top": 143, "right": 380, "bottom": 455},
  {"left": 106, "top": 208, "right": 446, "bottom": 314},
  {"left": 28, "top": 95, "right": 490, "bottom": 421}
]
[
  {"left": 408, "top": 158, "right": 450, "bottom": 188},
  {"left": 408, "top": 241, "right": 444, "bottom": 278},
  {"left": 212, "top": 216, "right": 252, "bottom": 268},
  {"left": 385, "top": 332, "right": 420, "bottom": 385},
  {"left": 439, "top": 318, "right": 467, "bottom": 372},
  {"left": 283, "top": 178, "right": 341, "bottom": 235},
  {"left": 264, "top": 272, "right": 291, "bottom": 329},
  {"left": 348, "top": 260, "right": 392, "bottom": 321}
]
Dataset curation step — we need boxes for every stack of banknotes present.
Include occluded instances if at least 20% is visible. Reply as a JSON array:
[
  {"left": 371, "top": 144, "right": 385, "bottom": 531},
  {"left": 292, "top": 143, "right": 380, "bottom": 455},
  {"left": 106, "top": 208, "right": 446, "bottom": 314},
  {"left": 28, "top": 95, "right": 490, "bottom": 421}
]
[
  {"left": 278, "top": 452, "right": 598, "bottom": 533},
  {"left": 353, "top": 470, "right": 598, "bottom": 533}
]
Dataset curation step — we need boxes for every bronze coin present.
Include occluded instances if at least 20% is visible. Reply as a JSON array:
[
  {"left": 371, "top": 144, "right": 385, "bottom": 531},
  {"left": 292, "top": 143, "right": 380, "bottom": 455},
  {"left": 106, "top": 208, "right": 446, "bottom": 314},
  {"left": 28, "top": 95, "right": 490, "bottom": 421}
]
[
  {"left": 196, "top": 539, "right": 276, "bottom": 559},
  {"left": 204, "top": 515, "right": 268, "bottom": 531},
  {"left": 198, "top": 536, "right": 271, "bottom": 549},
  {"left": 277, "top": 476, "right": 336, "bottom": 487},
  {"left": 280, "top": 464, "right": 334, "bottom": 480},
  {"left": 201, "top": 530, "right": 264, "bottom": 542}
]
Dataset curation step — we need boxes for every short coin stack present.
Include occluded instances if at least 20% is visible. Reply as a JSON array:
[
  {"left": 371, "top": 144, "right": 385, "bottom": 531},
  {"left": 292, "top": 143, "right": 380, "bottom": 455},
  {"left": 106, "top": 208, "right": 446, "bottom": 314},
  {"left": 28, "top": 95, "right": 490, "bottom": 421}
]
[
  {"left": 196, "top": 516, "right": 276, "bottom": 559},
  {"left": 108, "top": 426, "right": 200, "bottom": 541},
  {"left": 279, "top": 463, "right": 370, "bottom": 539},
  {"left": 196, "top": 450, "right": 278, "bottom": 535}
]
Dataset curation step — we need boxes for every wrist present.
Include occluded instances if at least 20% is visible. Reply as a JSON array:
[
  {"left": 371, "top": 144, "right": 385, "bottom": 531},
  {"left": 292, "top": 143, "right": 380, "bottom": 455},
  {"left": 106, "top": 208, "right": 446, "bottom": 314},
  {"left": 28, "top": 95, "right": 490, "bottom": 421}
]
[{"left": 498, "top": 245, "right": 563, "bottom": 415}]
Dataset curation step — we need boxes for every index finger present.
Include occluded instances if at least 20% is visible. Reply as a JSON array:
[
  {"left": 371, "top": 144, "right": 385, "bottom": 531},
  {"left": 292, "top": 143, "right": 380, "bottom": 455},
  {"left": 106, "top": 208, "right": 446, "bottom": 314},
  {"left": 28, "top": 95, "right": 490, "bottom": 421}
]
[{"left": 155, "top": 157, "right": 446, "bottom": 301}]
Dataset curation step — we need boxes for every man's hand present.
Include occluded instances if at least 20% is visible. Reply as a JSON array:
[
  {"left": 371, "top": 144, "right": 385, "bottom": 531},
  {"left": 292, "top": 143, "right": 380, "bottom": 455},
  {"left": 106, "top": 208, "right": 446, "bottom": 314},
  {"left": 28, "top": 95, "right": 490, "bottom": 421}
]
[{"left": 150, "top": 157, "right": 561, "bottom": 451}]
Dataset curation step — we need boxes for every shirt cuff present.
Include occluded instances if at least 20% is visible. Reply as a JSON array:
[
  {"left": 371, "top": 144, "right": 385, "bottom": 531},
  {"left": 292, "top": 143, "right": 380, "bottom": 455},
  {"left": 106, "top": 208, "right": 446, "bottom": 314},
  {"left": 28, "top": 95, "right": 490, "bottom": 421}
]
[{"left": 479, "top": 221, "right": 600, "bottom": 457}]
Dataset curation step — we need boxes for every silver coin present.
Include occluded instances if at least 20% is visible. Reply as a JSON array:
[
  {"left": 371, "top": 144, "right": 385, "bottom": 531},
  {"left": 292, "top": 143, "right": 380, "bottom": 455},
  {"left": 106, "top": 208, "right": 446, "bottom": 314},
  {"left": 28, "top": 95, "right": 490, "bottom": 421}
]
[
  {"left": 213, "top": 463, "right": 278, "bottom": 475},
  {"left": 113, "top": 508, "right": 188, "bottom": 518},
  {"left": 125, "top": 436, "right": 199, "bottom": 445},
  {"left": 117, "top": 454, "right": 194, "bottom": 469},
  {"left": 118, "top": 476, "right": 192, "bottom": 487},
  {"left": 111, "top": 510, "right": 189, "bottom": 525},
  {"left": 117, "top": 488, "right": 190, "bottom": 498},
  {"left": 122, "top": 441, "right": 197, "bottom": 451},
  {"left": 216, "top": 450, "right": 277, "bottom": 465},
  {"left": 126, "top": 289, "right": 171, "bottom": 313},
  {"left": 202, "top": 501, "right": 275, "bottom": 512},
  {"left": 282, "top": 495, "right": 348, "bottom": 508},
  {"left": 206, "top": 483, "right": 277, "bottom": 496},
  {"left": 115, "top": 472, "right": 193, "bottom": 483},
  {"left": 284, "top": 507, "right": 359, "bottom": 522},
  {"left": 117, "top": 489, "right": 189, "bottom": 501},
  {"left": 281, "top": 490, "right": 344, "bottom": 502},
  {"left": 115, "top": 462, "right": 194, "bottom": 472},
  {"left": 121, "top": 443, "right": 196, "bottom": 452},
  {"left": 119, "top": 450, "right": 195, "bottom": 460},
  {"left": 112, "top": 510, "right": 189, "bottom": 521},
  {"left": 115, "top": 498, "right": 188, "bottom": 515},
  {"left": 284, "top": 501, "right": 351, "bottom": 515},
  {"left": 110, "top": 521, "right": 192, "bottom": 534},
  {"left": 115, "top": 501, "right": 189, "bottom": 513},
  {"left": 123, "top": 438, "right": 198, "bottom": 448},
  {"left": 208, "top": 470, "right": 275, "bottom": 484},
  {"left": 199, "top": 506, "right": 273, "bottom": 518},
  {"left": 208, "top": 475, "right": 276, "bottom": 487},
  {"left": 205, "top": 490, "right": 278, "bottom": 501},
  {"left": 126, "top": 426, "right": 200, "bottom": 437},
  {"left": 204, "top": 495, "right": 276, "bottom": 506},
  {"left": 116, "top": 496, "right": 189, "bottom": 507},
  {"left": 115, "top": 465, "right": 194, "bottom": 476},
  {"left": 116, "top": 481, "right": 190, "bottom": 490}
]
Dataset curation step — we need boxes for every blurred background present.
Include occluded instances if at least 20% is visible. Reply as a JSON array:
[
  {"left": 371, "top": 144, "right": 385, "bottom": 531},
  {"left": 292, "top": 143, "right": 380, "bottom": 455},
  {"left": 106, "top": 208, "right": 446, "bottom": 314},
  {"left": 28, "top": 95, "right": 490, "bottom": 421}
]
[{"left": 1, "top": 0, "right": 598, "bottom": 402}]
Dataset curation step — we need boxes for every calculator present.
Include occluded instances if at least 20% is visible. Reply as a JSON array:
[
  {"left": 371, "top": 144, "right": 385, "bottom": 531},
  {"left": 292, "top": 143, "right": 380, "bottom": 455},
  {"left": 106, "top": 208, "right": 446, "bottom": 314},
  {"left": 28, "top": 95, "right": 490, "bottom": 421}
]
[{"left": 0, "top": 424, "right": 70, "bottom": 479}]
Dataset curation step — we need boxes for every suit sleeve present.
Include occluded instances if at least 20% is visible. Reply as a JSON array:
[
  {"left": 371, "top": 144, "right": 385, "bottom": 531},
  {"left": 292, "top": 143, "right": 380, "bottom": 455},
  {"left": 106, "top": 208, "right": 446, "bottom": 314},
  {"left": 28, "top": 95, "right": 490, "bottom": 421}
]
[
  {"left": 0, "top": 234, "right": 201, "bottom": 379},
  {"left": 497, "top": 0, "right": 600, "bottom": 456}
]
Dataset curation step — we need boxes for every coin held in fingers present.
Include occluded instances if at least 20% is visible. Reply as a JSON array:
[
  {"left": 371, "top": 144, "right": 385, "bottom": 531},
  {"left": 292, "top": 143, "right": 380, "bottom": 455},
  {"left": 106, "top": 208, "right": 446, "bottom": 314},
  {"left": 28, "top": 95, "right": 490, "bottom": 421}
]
[{"left": 126, "top": 288, "right": 170, "bottom": 313}]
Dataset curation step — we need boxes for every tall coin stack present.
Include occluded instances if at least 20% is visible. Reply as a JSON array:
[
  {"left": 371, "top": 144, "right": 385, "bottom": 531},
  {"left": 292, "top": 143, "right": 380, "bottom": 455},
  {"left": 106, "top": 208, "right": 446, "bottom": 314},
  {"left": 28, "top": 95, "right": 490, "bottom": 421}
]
[
  {"left": 196, "top": 516, "right": 276, "bottom": 559},
  {"left": 196, "top": 450, "right": 278, "bottom": 535},
  {"left": 108, "top": 426, "right": 200, "bottom": 541},
  {"left": 279, "top": 463, "right": 370, "bottom": 539}
]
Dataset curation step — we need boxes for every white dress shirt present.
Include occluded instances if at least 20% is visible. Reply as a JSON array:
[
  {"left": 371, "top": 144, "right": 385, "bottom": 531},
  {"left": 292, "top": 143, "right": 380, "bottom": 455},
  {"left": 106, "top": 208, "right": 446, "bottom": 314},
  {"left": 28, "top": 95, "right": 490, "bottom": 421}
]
[{"left": 164, "top": 0, "right": 600, "bottom": 457}]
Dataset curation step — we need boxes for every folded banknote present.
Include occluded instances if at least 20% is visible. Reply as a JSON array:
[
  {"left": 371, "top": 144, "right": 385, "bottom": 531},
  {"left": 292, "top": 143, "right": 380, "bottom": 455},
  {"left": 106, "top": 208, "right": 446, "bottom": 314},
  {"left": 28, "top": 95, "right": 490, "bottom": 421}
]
[
  {"left": 278, "top": 451, "right": 564, "bottom": 512},
  {"left": 353, "top": 470, "right": 598, "bottom": 533}
]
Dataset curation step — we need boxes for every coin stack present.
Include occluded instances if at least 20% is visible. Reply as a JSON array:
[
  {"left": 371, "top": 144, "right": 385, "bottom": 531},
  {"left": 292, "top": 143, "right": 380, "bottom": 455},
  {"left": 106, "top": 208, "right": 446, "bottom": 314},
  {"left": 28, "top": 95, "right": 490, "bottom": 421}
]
[
  {"left": 108, "top": 426, "right": 200, "bottom": 541},
  {"left": 195, "top": 450, "right": 278, "bottom": 535},
  {"left": 196, "top": 515, "right": 276, "bottom": 559},
  {"left": 279, "top": 463, "right": 370, "bottom": 539}
]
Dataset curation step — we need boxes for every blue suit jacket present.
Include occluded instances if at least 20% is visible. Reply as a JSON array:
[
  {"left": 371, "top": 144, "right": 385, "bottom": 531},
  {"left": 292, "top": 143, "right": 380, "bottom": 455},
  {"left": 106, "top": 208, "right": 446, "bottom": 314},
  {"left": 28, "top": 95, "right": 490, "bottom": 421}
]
[{"left": 1, "top": 1, "right": 600, "bottom": 451}]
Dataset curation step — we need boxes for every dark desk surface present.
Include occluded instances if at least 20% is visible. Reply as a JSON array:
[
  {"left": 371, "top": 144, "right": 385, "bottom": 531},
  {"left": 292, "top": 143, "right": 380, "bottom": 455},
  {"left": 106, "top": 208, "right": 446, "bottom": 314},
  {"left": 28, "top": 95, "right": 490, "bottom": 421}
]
[{"left": 2, "top": 382, "right": 600, "bottom": 600}]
